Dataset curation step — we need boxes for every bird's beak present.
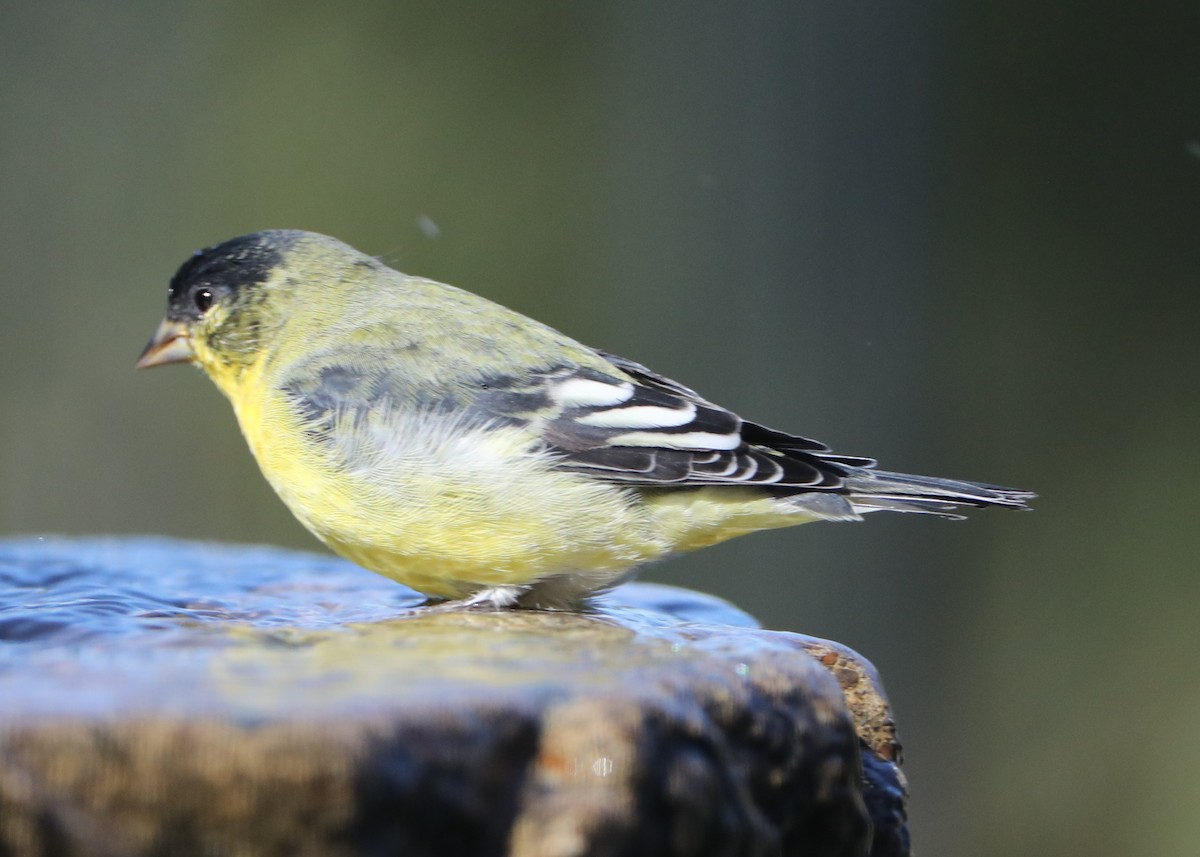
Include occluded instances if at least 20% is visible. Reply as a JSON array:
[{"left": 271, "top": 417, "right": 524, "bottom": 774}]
[{"left": 136, "top": 319, "right": 195, "bottom": 369}]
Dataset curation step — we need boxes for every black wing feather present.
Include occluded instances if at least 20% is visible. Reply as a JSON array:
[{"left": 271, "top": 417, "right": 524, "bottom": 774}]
[{"left": 476, "top": 352, "right": 859, "bottom": 493}]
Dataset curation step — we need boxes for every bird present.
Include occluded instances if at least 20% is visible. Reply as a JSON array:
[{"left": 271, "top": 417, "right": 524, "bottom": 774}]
[{"left": 137, "top": 230, "right": 1033, "bottom": 609}]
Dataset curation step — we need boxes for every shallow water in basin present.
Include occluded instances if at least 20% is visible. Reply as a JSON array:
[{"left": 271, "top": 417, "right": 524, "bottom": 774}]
[{"left": 0, "top": 536, "right": 761, "bottom": 719}]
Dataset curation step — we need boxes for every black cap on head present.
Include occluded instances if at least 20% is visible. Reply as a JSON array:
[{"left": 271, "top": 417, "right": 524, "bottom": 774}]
[{"left": 166, "top": 230, "right": 302, "bottom": 321}]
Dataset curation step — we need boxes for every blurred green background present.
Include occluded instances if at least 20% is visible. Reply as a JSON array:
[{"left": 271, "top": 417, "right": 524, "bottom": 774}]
[{"left": 3, "top": 2, "right": 1198, "bottom": 854}]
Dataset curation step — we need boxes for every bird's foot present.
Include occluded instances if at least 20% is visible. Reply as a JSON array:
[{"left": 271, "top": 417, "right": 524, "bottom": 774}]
[{"left": 417, "top": 585, "right": 529, "bottom": 614}]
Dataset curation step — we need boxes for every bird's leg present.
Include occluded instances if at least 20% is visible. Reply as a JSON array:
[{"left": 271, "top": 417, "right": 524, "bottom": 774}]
[{"left": 416, "top": 585, "right": 529, "bottom": 613}]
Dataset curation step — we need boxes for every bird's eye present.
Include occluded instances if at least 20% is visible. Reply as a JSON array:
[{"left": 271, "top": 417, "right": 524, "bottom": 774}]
[{"left": 193, "top": 287, "right": 215, "bottom": 313}]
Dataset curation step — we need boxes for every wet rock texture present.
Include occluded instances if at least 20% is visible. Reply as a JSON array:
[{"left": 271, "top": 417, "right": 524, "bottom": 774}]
[{"left": 0, "top": 537, "right": 908, "bottom": 856}]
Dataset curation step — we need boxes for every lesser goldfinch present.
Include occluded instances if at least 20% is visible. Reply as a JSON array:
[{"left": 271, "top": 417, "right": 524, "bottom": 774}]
[{"left": 137, "top": 230, "right": 1032, "bottom": 608}]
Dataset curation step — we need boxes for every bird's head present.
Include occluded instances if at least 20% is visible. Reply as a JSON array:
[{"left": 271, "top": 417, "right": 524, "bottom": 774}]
[{"left": 136, "top": 230, "right": 330, "bottom": 395}]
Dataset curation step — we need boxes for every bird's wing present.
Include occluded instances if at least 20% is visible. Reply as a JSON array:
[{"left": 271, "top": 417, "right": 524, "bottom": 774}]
[
  {"left": 475, "top": 352, "right": 874, "bottom": 491},
  {"left": 277, "top": 346, "right": 1030, "bottom": 510}
]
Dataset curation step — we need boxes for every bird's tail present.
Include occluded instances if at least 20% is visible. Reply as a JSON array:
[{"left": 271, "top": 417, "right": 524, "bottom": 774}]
[{"left": 842, "top": 469, "right": 1035, "bottom": 520}]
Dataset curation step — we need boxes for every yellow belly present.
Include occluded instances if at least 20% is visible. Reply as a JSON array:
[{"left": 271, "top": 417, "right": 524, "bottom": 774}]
[{"left": 228, "top": 378, "right": 670, "bottom": 596}]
